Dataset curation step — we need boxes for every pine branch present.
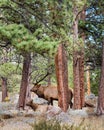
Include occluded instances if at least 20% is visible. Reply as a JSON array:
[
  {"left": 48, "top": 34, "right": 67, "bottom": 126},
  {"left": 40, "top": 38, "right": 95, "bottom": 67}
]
[
  {"left": 0, "top": 5, "right": 30, "bottom": 29},
  {"left": 11, "top": 0, "right": 59, "bottom": 34}
]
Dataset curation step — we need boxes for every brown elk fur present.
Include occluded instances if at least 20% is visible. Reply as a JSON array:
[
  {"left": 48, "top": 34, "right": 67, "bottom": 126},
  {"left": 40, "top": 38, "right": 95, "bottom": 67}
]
[
  {"left": 26, "top": 99, "right": 48, "bottom": 112},
  {"left": 26, "top": 100, "right": 38, "bottom": 111},
  {"left": 31, "top": 84, "right": 73, "bottom": 108}
]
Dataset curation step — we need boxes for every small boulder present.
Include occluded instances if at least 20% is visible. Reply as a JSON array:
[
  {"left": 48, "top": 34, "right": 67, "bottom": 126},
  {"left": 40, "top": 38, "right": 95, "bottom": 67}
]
[
  {"left": 85, "top": 93, "right": 97, "bottom": 108},
  {"left": 46, "top": 106, "right": 62, "bottom": 120},
  {"left": 85, "top": 93, "right": 96, "bottom": 100},
  {"left": 32, "top": 97, "right": 48, "bottom": 105},
  {"left": 55, "top": 112, "right": 72, "bottom": 124},
  {"left": 68, "top": 109, "right": 88, "bottom": 117}
]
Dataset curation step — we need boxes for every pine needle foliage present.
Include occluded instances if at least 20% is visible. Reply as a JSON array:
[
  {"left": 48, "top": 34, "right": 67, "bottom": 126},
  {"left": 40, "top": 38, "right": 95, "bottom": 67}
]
[
  {"left": 0, "top": 24, "right": 58, "bottom": 56},
  {"left": 0, "top": 0, "right": 88, "bottom": 56}
]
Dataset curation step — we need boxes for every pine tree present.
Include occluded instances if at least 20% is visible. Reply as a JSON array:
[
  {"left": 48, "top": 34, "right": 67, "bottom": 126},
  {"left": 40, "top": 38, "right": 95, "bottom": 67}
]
[{"left": 97, "top": 40, "right": 104, "bottom": 115}]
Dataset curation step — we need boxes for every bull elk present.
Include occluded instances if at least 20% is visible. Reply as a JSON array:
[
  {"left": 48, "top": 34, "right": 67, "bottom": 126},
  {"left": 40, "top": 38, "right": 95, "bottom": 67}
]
[{"left": 31, "top": 84, "right": 73, "bottom": 108}]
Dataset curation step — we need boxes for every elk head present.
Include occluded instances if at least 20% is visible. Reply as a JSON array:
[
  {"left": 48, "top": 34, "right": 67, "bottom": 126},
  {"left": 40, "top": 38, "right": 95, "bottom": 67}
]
[{"left": 30, "top": 84, "right": 41, "bottom": 92}]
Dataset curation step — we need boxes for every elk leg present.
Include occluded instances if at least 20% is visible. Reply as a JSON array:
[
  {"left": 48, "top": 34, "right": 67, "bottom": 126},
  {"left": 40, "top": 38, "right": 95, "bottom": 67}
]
[
  {"left": 50, "top": 98, "right": 53, "bottom": 105},
  {"left": 70, "top": 101, "right": 73, "bottom": 108},
  {"left": 47, "top": 98, "right": 51, "bottom": 105},
  {"left": 70, "top": 91, "right": 73, "bottom": 108},
  {"left": 47, "top": 98, "right": 53, "bottom": 105}
]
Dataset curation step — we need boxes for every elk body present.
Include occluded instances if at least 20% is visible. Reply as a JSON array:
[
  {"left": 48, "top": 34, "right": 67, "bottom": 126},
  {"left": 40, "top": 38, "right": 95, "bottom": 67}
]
[
  {"left": 31, "top": 84, "right": 73, "bottom": 108},
  {"left": 26, "top": 99, "right": 48, "bottom": 113}
]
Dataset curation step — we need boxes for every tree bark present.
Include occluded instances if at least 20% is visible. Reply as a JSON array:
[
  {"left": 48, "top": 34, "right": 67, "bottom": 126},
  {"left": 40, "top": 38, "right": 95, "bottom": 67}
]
[
  {"left": 79, "top": 6, "right": 86, "bottom": 107},
  {"left": 97, "top": 41, "right": 104, "bottom": 115},
  {"left": 47, "top": 58, "right": 51, "bottom": 86},
  {"left": 25, "top": 80, "right": 31, "bottom": 105},
  {"left": 55, "top": 43, "right": 69, "bottom": 112},
  {"left": 73, "top": 51, "right": 81, "bottom": 109},
  {"left": 1, "top": 77, "right": 8, "bottom": 102},
  {"left": 73, "top": 5, "right": 81, "bottom": 109},
  {"left": 73, "top": 5, "right": 85, "bottom": 109},
  {"left": 18, "top": 53, "right": 31, "bottom": 110},
  {"left": 25, "top": 58, "right": 32, "bottom": 106},
  {"left": 79, "top": 51, "right": 85, "bottom": 107},
  {"left": 86, "top": 65, "right": 91, "bottom": 95}
]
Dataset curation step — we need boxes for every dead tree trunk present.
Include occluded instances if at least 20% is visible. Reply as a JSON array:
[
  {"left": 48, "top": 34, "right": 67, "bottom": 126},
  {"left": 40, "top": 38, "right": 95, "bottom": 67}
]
[
  {"left": 97, "top": 41, "right": 104, "bottom": 115},
  {"left": 18, "top": 53, "right": 31, "bottom": 110},
  {"left": 1, "top": 77, "right": 8, "bottom": 102},
  {"left": 55, "top": 43, "right": 69, "bottom": 112}
]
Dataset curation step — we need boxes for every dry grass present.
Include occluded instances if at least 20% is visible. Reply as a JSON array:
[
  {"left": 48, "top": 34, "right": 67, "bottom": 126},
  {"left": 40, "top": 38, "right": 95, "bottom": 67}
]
[{"left": 33, "top": 115, "right": 104, "bottom": 130}]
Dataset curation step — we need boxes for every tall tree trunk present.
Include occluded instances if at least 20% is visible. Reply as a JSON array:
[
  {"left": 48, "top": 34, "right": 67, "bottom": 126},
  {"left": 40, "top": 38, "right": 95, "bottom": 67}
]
[
  {"left": 73, "top": 51, "right": 81, "bottom": 109},
  {"left": 47, "top": 75, "right": 51, "bottom": 86},
  {"left": 79, "top": 6, "right": 86, "bottom": 107},
  {"left": 73, "top": 51, "right": 85, "bottom": 109},
  {"left": 1, "top": 49, "right": 8, "bottom": 102},
  {"left": 79, "top": 51, "right": 85, "bottom": 107},
  {"left": 86, "top": 65, "right": 91, "bottom": 95},
  {"left": 97, "top": 41, "right": 104, "bottom": 115},
  {"left": 73, "top": 5, "right": 85, "bottom": 109},
  {"left": 25, "top": 79, "right": 31, "bottom": 105},
  {"left": 55, "top": 43, "right": 69, "bottom": 112},
  {"left": 18, "top": 53, "right": 31, "bottom": 110},
  {"left": 73, "top": 5, "right": 81, "bottom": 109},
  {"left": 25, "top": 61, "right": 32, "bottom": 110},
  {"left": 47, "top": 58, "right": 51, "bottom": 86},
  {"left": 1, "top": 77, "right": 8, "bottom": 102}
]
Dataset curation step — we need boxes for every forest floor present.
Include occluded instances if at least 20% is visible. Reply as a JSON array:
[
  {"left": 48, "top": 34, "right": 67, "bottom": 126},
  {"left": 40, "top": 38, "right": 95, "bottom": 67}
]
[{"left": 0, "top": 93, "right": 104, "bottom": 130}]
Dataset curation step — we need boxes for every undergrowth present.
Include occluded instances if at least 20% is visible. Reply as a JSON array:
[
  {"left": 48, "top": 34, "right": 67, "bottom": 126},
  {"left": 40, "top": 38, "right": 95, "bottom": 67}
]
[{"left": 33, "top": 119, "right": 90, "bottom": 130}]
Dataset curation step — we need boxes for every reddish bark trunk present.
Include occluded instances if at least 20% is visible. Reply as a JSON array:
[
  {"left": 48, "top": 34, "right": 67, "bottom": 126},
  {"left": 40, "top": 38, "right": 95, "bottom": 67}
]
[
  {"left": 73, "top": 51, "right": 85, "bottom": 109},
  {"left": 97, "top": 41, "right": 104, "bottom": 115},
  {"left": 55, "top": 43, "right": 69, "bottom": 112},
  {"left": 18, "top": 53, "right": 31, "bottom": 110},
  {"left": 73, "top": 5, "right": 85, "bottom": 109},
  {"left": 1, "top": 77, "right": 8, "bottom": 102},
  {"left": 73, "top": 5, "right": 81, "bottom": 109},
  {"left": 79, "top": 51, "right": 85, "bottom": 107},
  {"left": 73, "top": 51, "right": 81, "bottom": 109},
  {"left": 79, "top": 6, "right": 86, "bottom": 107},
  {"left": 25, "top": 82, "right": 31, "bottom": 105}
]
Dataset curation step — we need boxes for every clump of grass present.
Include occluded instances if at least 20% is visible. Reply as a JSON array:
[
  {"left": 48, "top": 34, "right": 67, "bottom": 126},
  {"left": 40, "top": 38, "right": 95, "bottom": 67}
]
[
  {"left": 33, "top": 120, "right": 88, "bottom": 130},
  {"left": 33, "top": 120, "right": 61, "bottom": 130}
]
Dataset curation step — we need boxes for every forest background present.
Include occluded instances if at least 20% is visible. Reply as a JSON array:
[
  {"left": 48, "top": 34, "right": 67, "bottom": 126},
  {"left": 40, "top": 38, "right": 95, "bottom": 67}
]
[{"left": 0, "top": 0, "right": 104, "bottom": 112}]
